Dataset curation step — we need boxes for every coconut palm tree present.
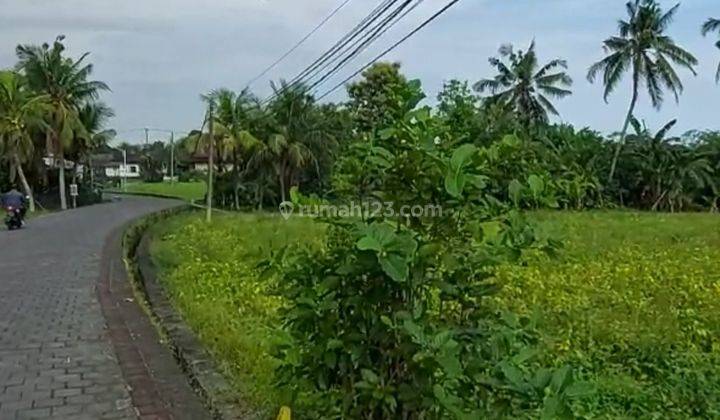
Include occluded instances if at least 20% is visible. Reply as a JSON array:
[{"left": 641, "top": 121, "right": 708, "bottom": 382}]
[
  {"left": 701, "top": 18, "right": 720, "bottom": 82},
  {"left": 474, "top": 41, "right": 572, "bottom": 127},
  {"left": 76, "top": 102, "right": 116, "bottom": 187},
  {"left": 0, "top": 71, "right": 50, "bottom": 213},
  {"left": 587, "top": 0, "right": 697, "bottom": 183},
  {"left": 15, "top": 35, "right": 109, "bottom": 210},
  {"left": 250, "top": 82, "right": 334, "bottom": 204},
  {"left": 205, "top": 89, "right": 265, "bottom": 209}
]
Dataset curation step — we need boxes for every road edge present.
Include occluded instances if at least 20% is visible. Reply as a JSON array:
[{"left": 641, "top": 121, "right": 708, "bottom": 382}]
[
  {"left": 97, "top": 206, "right": 213, "bottom": 420},
  {"left": 125, "top": 210, "right": 251, "bottom": 419}
]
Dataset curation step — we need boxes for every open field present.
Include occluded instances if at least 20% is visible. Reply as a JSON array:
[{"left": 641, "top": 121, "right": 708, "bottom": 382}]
[
  {"left": 149, "top": 210, "right": 720, "bottom": 417},
  {"left": 108, "top": 181, "right": 206, "bottom": 202}
]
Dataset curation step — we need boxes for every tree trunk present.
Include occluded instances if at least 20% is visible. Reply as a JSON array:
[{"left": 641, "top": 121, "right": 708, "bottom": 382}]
[
  {"left": 278, "top": 164, "right": 287, "bottom": 203},
  {"left": 58, "top": 150, "right": 68, "bottom": 211},
  {"left": 13, "top": 153, "right": 35, "bottom": 213},
  {"left": 608, "top": 71, "right": 640, "bottom": 184}
]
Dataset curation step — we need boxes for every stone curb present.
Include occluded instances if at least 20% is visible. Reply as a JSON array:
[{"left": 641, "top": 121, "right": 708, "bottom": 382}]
[{"left": 123, "top": 210, "right": 251, "bottom": 419}]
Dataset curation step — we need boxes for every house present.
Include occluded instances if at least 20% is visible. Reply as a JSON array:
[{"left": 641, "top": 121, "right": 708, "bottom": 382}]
[
  {"left": 103, "top": 161, "right": 142, "bottom": 178},
  {"left": 90, "top": 147, "right": 143, "bottom": 179},
  {"left": 182, "top": 153, "right": 234, "bottom": 173}
]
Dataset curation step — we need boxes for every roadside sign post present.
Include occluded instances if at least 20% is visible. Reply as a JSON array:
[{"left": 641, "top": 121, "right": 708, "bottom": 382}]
[{"left": 70, "top": 183, "right": 78, "bottom": 209}]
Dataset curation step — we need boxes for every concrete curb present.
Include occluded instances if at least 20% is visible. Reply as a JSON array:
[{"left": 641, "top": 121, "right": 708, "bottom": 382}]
[
  {"left": 98, "top": 205, "right": 212, "bottom": 420},
  {"left": 123, "top": 210, "right": 251, "bottom": 419}
]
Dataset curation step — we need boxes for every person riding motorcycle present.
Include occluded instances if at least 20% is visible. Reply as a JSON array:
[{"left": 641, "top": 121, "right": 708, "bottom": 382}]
[{"left": 1, "top": 188, "right": 27, "bottom": 222}]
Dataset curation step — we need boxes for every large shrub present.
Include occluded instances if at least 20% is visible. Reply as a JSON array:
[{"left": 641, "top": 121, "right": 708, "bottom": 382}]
[{"left": 270, "top": 94, "right": 591, "bottom": 418}]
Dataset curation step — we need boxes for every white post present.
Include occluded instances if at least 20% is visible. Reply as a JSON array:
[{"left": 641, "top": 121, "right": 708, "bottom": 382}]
[
  {"left": 170, "top": 131, "right": 175, "bottom": 184},
  {"left": 122, "top": 149, "right": 128, "bottom": 192}
]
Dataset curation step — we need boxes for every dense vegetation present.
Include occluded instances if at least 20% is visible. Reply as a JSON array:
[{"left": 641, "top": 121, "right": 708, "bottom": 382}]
[
  {"left": 5, "top": 0, "right": 720, "bottom": 418},
  {"left": 179, "top": 3, "right": 719, "bottom": 215},
  {"left": 150, "top": 210, "right": 720, "bottom": 418},
  {"left": 0, "top": 36, "right": 113, "bottom": 210}
]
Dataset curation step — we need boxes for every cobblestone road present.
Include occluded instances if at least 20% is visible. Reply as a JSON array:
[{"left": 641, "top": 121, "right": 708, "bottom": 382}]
[{"left": 0, "top": 197, "right": 186, "bottom": 419}]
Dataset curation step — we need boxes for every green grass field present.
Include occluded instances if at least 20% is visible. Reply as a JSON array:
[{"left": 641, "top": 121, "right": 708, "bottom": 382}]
[
  {"left": 109, "top": 181, "right": 206, "bottom": 202},
  {"left": 148, "top": 211, "right": 720, "bottom": 417}
]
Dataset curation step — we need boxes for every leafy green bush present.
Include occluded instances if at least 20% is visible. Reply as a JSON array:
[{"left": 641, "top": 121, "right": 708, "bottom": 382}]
[{"left": 268, "top": 102, "right": 582, "bottom": 418}]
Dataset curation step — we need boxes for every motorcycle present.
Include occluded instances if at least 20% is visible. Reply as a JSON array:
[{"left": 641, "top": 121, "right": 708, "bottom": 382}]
[{"left": 4, "top": 205, "right": 23, "bottom": 230}]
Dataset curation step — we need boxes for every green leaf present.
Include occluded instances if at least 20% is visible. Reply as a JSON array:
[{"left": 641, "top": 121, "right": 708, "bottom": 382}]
[
  {"left": 357, "top": 224, "right": 417, "bottom": 282},
  {"left": 378, "top": 128, "right": 396, "bottom": 140},
  {"left": 357, "top": 236, "right": 383, "bottom": 252},
  {"left": 444, "top": 171, "right": 466, "bottom": 198},
  {"left": 379, "top": 252, "right": 409, "bottom": 282},
  {"left": 512, "top": 347, "right": 538, "bottom": 365},
  {"left": 361, "top": 369, "right": 379, "bottom": 384},
  {"left": 528, "top": 174, "right": 545, "bottom": 196},
  {"left": 500, "top": 362, "right": 525, "bottom": 388},
  {"left": 541, "top": 395, "right": 564, "bottom": 419},
  {"left": 509, "top": 179, "right": 524, "bottom": 207},
  {"left": 550, "top": 365, "right": 572, "bottom": 393},
  {"left": 531, "top": 368, "right": 553, "bottom": 390},
  {"left": 564, "top": 381, "right": 595, "bottom": 398},
  {"left": 450, "top": 144, "right": 478, "bottom": 169}
]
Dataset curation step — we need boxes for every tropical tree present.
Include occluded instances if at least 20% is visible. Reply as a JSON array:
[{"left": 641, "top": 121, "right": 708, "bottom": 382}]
[
  {"left": 250, "top": 82, "right": 335, "bottom": 203},
  {"left": 0, "top": 71, "right": 48, "bottom": 212},
  {"left": 15, "top": 35, "right": 109, "bottom": 210},
  {"left": 622, "top": 118, "right": 715, "bottom": 211},
  {"left": 474, "top": 41, "right": 573, "bottom": 127},
  {"left": 75, "top": 102, "right": 115, "bottom": 186},
  {"left": 205, "top": 88, "right": 262, "bottom": 208},
  {"left": 347, "top": 62, "right": 416, "bottom": 133},
  {"left": 184, "top": 95, "right": 218, "bottom": 221},
  {"left": 587, "top": 0, "right": 697, "bottom": 183},
  {"left": 701, "top": 18, "right": 720, "bottom": 82}
]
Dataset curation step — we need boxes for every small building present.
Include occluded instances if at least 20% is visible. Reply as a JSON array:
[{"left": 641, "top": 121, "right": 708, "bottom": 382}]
[
  {"left": 103, "top": 161, "right": 142, "bottom": 178},
  {"left": 90, "top": 147, "right": 144, "bottom": 179}
]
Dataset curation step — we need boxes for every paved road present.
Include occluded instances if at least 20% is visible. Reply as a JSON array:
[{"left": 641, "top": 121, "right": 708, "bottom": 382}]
[{"left": 0, "top": 197, "right": 185, "bottom": 419}]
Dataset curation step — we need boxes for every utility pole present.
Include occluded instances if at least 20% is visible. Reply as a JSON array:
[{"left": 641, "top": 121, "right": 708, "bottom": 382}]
[
  {"left": 206, "top": 105, "right": 214, "bottom": 223},
  {"left": 122, "top": 149, "right": 128, "bottom": 192},
  {"left": 170, "top": 131, "right": 175, "bottom": 184},
  {"left": 144, "top": 127, "right": 149, "bottom": 146}
]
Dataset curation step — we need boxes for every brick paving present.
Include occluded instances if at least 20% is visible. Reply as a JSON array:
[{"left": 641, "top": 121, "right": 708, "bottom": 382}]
[{"left": 0, "top": 197, "right": 210, "bottom": 419}]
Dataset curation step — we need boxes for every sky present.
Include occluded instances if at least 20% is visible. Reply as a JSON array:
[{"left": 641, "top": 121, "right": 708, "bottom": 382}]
[{"left": 0, "top": 0, "right": 719, "bottom": 144}]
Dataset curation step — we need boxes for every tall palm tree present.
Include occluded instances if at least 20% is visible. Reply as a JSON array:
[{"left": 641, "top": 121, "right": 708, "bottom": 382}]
[
  {"left": 250, "top": 82, "right": 333, "bottom": 204},
  {"left": 206, "top": 89, "right": 264, "bottom": 209},
  {"left": 0, "top": 71, "right": 49, "bottom": 213},
  {"left": 76, "top": 102, "right": 116, "bottom": 187},
  {"left": 587, "top": 0, "right": 697, "bottom": 183},
  {"left": 701, "top": 18, "right": 720, "bottom": 82},
  {"left": 474, "top": 41, "right": 572, "bottom": 127},
  {"left": 15, "top": 35, "right": 109, "bottom": 210}
]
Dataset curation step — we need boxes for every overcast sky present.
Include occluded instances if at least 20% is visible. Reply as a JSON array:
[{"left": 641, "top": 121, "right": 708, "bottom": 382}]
[{"left": 1, "top": 0, "right": 718, "bottom": 144}]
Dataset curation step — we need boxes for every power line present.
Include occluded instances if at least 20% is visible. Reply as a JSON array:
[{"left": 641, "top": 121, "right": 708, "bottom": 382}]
[
  {"left": 307, "top": 0, "right": 424, "bottom": 95},
  {"left": 263, "top": 0, "right": 403, "bottom": 104},
  {"left": 317, "top": 0, "right": 462, "bottom": 101},
  {"left": 285, "top": 0, "right": 398, "bottom": 89},
  {"left": 243, "top": 0, "right": 355, "bottom": 89}
]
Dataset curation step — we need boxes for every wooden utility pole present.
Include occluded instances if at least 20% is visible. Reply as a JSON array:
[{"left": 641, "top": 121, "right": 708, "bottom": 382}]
[{"left": 206, "top": 105, "right": 214, "bottom": 223}]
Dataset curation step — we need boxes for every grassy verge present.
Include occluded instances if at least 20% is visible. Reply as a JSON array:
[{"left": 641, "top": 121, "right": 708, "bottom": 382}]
[
  {"left": 147, "top": 212, "right": 325, "bottom": 414},
  {"left": 148, "top": 211, "right": 720, "bottom": 416},
  {"left": 108, "top": 181, "right": 206, "bottom": 202}
]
